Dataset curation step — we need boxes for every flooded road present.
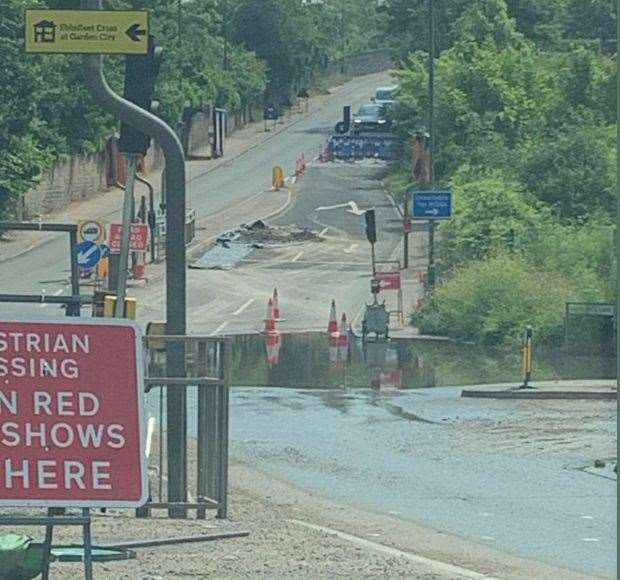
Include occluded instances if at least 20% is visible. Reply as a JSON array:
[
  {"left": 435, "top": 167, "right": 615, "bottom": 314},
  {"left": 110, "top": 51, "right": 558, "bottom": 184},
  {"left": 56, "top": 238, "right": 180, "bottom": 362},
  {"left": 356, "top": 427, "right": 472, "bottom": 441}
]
[
  {"left": 229, "top": 386, "right": 616, "bottom": 578},
  {"left": 147, "top": 332, "right": 616, "bottom": 577}
]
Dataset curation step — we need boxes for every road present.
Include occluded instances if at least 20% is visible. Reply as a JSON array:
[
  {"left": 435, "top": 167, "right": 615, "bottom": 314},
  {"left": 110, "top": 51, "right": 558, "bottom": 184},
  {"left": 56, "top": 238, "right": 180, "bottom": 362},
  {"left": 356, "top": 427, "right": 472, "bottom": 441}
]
[
  {"left": 0, "top": 71, "right": 392, "bottom": 320},
  {"left": 228, "top": 386, "right": 617, "bottom": 579}
]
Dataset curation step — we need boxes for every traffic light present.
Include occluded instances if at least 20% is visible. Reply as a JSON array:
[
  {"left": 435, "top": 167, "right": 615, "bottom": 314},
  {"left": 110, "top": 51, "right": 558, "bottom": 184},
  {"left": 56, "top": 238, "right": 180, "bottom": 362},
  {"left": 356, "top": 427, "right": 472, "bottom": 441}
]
[
  {"left": 365, "top": 209, "right": 377, "bottom": 244},
  {"left": 118, "top": 35, "right": 163, "bottom": 155}
]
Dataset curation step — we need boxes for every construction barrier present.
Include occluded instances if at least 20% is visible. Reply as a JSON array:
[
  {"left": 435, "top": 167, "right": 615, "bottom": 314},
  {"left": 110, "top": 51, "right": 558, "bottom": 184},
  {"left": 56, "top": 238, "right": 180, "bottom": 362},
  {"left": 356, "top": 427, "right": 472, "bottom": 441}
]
[{"left": 327, "top": 135, "right": 397, "bottom": 161}]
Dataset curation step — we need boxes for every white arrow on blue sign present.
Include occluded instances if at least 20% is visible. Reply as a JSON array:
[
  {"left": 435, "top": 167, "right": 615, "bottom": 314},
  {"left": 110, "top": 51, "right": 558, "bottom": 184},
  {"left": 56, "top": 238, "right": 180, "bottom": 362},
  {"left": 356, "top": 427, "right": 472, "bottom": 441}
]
[
  {"left": 76, "top": 240, "right": 102, "bottom": 269},
  {"left": 411, "top": 190, "right": 453, "bottom": 220}
]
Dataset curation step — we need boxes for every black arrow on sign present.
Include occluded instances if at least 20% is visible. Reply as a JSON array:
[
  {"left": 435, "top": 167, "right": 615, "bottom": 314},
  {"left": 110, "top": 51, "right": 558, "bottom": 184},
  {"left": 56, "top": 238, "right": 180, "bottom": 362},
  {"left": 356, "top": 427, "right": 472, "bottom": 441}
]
[{"left": 125, "top": 23, "right": 146, "bottom": 42}]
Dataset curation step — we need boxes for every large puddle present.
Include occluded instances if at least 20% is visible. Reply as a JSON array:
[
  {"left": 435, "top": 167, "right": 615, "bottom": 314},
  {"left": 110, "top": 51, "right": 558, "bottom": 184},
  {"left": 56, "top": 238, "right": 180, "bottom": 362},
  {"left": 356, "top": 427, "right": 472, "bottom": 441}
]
[{"left": 227, "top": 332, "right": 615, "bottom": 389}]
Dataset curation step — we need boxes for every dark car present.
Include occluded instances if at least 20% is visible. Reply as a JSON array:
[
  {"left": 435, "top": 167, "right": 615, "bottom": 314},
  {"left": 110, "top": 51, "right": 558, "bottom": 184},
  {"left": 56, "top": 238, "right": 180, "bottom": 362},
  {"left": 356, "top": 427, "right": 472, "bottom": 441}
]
[{"left": 352, "top": 103, "right": 389, "bottom": 133}]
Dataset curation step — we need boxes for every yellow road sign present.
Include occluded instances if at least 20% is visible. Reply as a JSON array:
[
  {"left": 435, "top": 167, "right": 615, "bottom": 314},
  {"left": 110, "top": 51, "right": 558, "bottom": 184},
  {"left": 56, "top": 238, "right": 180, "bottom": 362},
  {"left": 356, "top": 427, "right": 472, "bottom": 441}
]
[{"left": 25, "top": 10, "right": 149, "bottom": 54}]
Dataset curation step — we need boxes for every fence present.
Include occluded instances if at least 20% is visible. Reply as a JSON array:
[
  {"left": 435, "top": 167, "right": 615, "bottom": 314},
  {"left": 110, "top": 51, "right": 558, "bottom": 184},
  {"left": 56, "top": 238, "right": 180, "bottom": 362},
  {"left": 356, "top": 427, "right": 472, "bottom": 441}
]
[{"left": 142, "top": 334, "right": 231, "bottom": 519}]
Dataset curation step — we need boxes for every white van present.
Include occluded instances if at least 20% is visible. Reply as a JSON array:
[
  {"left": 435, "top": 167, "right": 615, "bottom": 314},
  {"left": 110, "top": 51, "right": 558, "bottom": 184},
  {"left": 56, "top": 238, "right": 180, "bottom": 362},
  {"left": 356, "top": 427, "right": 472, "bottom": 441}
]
[{"left": 374, "top": 85, "right": 399, "bottom": 106}]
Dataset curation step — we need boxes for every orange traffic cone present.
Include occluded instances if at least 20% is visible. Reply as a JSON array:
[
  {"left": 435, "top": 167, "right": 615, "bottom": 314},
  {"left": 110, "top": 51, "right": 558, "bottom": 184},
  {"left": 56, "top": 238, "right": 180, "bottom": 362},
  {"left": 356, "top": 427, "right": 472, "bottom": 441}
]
[
  {"left": 338, "top": 313, "right": 348, "bottom": 362},
  {"left": 327, "top": 299, "right": 338, "bottom": 336},
  {"left": 272, "top": 288, "right": 281, "bottom": 320},
  {"left": 264, "top": 298, "right": 276, "bottom": 333}
]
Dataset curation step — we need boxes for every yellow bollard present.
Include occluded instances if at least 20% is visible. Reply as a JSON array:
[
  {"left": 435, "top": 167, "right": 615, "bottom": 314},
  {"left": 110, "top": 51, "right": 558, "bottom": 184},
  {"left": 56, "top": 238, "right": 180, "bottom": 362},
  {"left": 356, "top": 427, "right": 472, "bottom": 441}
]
[
  {"left": 272, "top": 166, "right": 284, "bottom": 190},
  {"left": 520, "top": 325, "right": 533, "bottom": 388},
  {"left": 103, "top": 295, "right": 137, "bottom": 319}
]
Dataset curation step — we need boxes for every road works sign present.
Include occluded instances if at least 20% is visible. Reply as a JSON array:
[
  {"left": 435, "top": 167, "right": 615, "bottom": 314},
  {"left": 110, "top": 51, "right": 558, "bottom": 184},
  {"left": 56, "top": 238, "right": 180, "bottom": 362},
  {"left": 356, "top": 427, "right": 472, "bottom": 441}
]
[
  {"left": 25, "top": 10, "right": 149, "bottom": 54},
  {"left": 109, "top": 223, "right": 149, "bottom": 253},
  {"left": 0, "top": 319, "right": 147, "bottom": 507},
  {"left": 411, "top": 190, "right": 453, "bottom": 220},
  {"left": 78, "top": 220, "right": 105, "bottom": 244},
  {"left": 376, "top": 271, "right": 401, "bottom": 291}
]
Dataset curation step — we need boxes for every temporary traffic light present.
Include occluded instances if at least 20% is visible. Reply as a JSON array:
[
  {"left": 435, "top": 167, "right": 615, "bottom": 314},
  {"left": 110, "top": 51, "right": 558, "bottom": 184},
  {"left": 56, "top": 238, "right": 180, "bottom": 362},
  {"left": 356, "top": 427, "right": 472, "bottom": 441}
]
[
  {"left": 118, "top": 35, "right": 163, "bottom": 155},
  {"left": 365, "top": 209, "right": 377, "bottom": 244}
]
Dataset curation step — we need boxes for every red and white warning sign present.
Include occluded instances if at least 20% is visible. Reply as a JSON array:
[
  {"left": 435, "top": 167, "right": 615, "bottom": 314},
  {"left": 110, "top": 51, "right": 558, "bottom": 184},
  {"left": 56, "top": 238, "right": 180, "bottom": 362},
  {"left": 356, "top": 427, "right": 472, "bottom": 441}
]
[
  {"left": 376, "top": 271, "right": 401, "bottom": 290},
  {"left": 109, "top": 223, "right": 149, "bottom": 253},
  {"left": 0, "top": 319, "right": 147, "bottom": 507}
]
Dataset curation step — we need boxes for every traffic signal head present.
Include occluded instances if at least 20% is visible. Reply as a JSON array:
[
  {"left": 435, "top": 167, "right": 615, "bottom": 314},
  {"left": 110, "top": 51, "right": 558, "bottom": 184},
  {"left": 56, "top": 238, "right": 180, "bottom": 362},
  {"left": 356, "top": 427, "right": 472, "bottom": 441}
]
[
  {"left": 365, "top": 209, "right": 377, "bottom": 244},
  {"left": 118, "top": 35, "right": 163, "bottom": 155}
]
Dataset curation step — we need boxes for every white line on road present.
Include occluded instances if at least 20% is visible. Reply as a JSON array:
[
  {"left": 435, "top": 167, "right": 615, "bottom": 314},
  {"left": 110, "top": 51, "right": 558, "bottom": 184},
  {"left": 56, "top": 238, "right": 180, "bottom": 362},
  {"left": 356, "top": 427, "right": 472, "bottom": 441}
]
[
  {"left": 210, "top": 321, "right": 229, "bottom": 336},
  {"left": 53, "top": 288, "right": 64, "bottom": 296},
  {"left": 292, "top": 251, "right": 304, "bottom": 262},
  {"left": 233, "top": 298, "right": 255, "bottom": 316},
  {"left": 39, "top": 289, "right": 47, "bottom": 308},
  {"left": 581, "top": 538, "right": 600, "bottom": 542},
  {"left": 319, "top": 227, "right": 329, "bottom": 236},
  {"left": 580, "top": 515, "right": 594, "bottom": 520},
  {"left": 288, "top": 519, "right": 500, "bottom": 580},
  {"left": 343, "top": 243, "right": 358, "bottom": 254}
]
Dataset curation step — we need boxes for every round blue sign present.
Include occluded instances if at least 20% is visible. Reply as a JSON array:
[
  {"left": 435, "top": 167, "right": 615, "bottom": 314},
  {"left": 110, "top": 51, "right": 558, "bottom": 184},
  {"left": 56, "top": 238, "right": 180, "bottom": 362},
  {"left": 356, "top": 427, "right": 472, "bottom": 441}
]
[{"left": 76, "top": 240, "right": 102, "bottom": 270}]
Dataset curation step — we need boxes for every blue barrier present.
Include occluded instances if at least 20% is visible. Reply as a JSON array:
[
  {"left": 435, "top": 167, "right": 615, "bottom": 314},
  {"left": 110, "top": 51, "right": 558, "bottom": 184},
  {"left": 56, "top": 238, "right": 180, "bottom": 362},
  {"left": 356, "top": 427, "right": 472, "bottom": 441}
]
[{"left": 328, "top": 134, "right": 397, "bottom": 161}]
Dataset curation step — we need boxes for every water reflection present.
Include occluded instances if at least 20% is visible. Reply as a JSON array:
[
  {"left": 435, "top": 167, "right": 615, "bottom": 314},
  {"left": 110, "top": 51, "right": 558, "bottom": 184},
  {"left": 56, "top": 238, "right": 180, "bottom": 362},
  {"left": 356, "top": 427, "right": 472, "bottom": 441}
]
[{"left": 230, "top": 331, "right": 615, "bottom": 389}]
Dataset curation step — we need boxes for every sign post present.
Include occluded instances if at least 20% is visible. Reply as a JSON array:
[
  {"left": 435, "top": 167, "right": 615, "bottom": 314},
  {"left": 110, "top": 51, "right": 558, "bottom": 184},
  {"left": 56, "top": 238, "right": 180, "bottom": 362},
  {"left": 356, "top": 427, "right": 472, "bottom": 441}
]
[
  {"left": 0, "top": 318, "right": 147, "bottom": 578},
  {"left": 411, "top": 190, "right": 453, "bottom": 220},
  {"left": 25, "top": 9, "right": 149, "bottom": 54}
]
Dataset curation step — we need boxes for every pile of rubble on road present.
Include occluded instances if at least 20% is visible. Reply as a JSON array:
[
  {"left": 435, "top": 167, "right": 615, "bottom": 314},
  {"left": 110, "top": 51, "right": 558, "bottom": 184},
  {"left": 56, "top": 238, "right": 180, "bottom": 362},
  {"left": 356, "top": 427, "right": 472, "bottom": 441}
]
[
  {"left": 216, "top": 220, "right": 320, "bottom": 248},
  {"left": 192, "top": 220, "right": 320, "bottom": 270}
]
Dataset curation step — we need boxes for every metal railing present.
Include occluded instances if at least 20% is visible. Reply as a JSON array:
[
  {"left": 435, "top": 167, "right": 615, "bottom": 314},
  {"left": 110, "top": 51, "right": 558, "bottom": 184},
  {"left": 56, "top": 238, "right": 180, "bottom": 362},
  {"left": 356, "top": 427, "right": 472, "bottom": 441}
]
[{"left": 142, "top": 335, "right": 231, "bottom": 519}]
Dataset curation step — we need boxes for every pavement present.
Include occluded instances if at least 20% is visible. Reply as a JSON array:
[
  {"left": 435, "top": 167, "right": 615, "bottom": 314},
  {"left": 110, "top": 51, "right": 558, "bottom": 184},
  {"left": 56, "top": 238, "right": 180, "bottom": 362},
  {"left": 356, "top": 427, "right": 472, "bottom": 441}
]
[{"left": 461, "top": 379, "right": 617, "bottom": 400}]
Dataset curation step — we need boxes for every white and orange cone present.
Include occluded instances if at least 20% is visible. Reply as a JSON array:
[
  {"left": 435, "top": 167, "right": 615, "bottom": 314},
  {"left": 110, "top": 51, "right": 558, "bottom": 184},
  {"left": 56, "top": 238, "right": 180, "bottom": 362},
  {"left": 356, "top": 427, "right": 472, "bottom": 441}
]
[
  {"left": 264, "top": 298, "right": 276, "bottom": 333},
  {"left": 327, "top": 299, "right": 338, "bottom": 336},
  {"left": 338, "top": 313, "right": 348, "bottom": 363},
  {"left": 272, "top": 288, "right": 281, "bottom": 320}
]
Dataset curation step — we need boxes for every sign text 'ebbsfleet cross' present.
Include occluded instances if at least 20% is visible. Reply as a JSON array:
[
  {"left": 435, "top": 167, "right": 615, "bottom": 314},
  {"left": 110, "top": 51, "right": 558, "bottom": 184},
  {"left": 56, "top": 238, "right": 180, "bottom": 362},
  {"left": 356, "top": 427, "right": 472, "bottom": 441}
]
[
  {"left": 0, "top": 319, "right": 147, "bottom": 507},
  {"left": 25, "top": 10, "right": 148, "bottom": 54},
  {"left": 411, "top": 190, "right": 453, "bottom": 220}
]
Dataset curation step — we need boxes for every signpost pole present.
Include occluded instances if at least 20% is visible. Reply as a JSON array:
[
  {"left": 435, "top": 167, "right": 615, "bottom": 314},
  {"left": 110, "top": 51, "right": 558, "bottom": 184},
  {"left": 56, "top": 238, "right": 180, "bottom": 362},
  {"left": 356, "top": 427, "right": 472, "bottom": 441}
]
[
  {"left": 427, "top": 0, "right": 436, "bottom": 291},
  {"left": 115, "top": 155, "right": 138, "bottom": 317},
  {"left": 68, "top": 227, "right": 80, "bottom": 316},
  {"left": 81, "top": 0, "right": 188, "bottom": 518},
  {"left": 403, "top": 196, "right": 409, "bottom": 270}
]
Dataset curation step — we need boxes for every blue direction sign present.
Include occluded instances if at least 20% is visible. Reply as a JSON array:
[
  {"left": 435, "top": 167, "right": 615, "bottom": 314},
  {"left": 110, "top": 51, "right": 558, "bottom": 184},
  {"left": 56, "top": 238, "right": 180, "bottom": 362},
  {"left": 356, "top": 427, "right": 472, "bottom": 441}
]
[
  {"left": 411, "top": 190, "right": 453, "bottom": 220},
  {"left": 76, "top": 240, "right": 102, "bottom": 270}
]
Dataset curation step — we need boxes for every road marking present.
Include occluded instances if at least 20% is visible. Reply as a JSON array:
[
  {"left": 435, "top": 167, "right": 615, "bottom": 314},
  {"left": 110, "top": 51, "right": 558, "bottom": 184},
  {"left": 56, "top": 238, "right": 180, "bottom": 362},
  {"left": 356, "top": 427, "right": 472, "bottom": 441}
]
[
  {"left": 292, "top": 251, "right": 304, "bottom": 262},
  {"left": 581, "top": 538, "right": 600, "bottom": 542},
  {"left": 209, "top": 321, "right": 229, "bottom": 336},
  {"left": 481, "top": 512, "right": 494, "bottom": 517},
  {"left": 288, "top": 519, "right": 499, "bottom": 580},
  {"left": 319, "top": 227, "right": 329, "bottom": 236},
  {"left": 343, "top": 243, "right": 358, "bottom": 254},
  {"left": 53, "top": 288, "right": 64, "bottom": 296},
  {"left": 233, "top": 298, "right": 255, "bottom": 316},
  {"left": 345, "top": 201, "right": 365, "bottom": 216},
  {"left": 580, "top": 515, "right": 594, "bottom": 520},
  {"left": 39, "top": 289, "right": 47, "bottom": 308},
  {"left": 480, "top": 536, "right": 495, "bottom": 541},
  {"left": 316, "top": 202, "right": 350, "bottom": 212}
]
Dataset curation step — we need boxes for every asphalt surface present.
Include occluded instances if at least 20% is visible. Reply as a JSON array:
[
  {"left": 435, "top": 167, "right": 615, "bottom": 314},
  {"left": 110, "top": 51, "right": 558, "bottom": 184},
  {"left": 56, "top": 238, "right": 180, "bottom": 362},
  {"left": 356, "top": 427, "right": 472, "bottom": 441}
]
[
  {"left": 133, "top": 160, "right": 402, "bottom": 334},
  {"left": 0, "top": 71, "right": 392, "bottom": 319},
  {"left": 228, "top": 386, "right": 617, "bottom": 579}
]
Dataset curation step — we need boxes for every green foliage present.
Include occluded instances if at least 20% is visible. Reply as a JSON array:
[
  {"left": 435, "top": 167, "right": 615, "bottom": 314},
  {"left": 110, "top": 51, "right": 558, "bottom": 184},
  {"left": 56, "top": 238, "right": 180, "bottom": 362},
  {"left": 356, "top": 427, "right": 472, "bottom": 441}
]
[
  {"left": 438, "top": 168, "right": 545, "bottom": 269},
  {"left": 413, "top": 254, "right": 572, "bottom": 346},
  {"left": 516, "top": 124, "right": 615, "bottom": 219}
]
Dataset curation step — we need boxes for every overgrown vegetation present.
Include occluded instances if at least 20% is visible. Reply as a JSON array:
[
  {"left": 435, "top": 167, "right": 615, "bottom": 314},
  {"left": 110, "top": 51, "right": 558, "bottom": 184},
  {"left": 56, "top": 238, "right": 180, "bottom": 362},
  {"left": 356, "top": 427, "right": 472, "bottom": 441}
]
[
  {"left": 0, "top": 0, "right": 384, "bottom": 219},
  {"left": 383, "top": 0, "right": 616, "bottom": 345}
]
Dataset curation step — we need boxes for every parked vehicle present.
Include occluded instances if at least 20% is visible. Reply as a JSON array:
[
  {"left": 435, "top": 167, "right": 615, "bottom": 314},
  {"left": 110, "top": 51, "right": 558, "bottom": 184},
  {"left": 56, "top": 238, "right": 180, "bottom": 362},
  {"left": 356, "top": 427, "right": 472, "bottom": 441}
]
[
  {"left": 373, "top": 85, "right": 399, "bottom": 106},
  {"left": 352, "top": 103, "right": 388, "bottom": 133}
]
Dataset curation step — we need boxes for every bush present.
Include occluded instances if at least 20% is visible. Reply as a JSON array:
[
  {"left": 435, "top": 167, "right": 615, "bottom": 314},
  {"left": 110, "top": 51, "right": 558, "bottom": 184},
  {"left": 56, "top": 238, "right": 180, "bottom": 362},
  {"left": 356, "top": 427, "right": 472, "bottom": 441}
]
[
  {"left": 412, "top": 254, "right": 572, "bottom": 346},
  {"left": 438, "top": 167, "right": 546, "bottom": 271}
]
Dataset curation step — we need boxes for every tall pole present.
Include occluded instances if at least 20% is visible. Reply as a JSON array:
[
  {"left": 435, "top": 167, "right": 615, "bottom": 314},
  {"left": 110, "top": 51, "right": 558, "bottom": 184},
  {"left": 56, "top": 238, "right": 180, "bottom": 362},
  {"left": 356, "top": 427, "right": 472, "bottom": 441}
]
[
  {"left": 223, "top": 0, "right": 229, "bottom": 71},
  {"left": 82, "top": 0, "right": 188, "bottom": 518},
  {"left": 615, "top": 0, "right": 619, "bottom": 395},
  {"left": 426, "top": 0, "right": 436, "bottom": 291}
]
